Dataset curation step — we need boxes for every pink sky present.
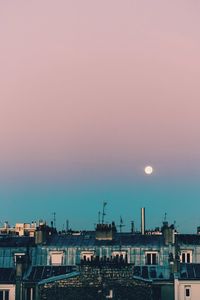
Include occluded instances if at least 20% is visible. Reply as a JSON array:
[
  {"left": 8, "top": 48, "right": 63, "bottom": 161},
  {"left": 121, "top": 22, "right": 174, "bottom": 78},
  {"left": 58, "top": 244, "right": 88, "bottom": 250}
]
[{"left": 1, "top": 0, "right": 200, "bottom": 180}]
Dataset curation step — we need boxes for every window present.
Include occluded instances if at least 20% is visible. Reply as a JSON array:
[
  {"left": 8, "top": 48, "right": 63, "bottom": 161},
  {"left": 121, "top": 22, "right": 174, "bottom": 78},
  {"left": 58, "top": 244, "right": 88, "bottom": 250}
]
[
  {"left": 186, "top": 289, "right": 190, "bottom": 296},
  {"left": 0, "top": 290, "right": 9, "bottom": 300},
  {"left": 50, "top": 251, "right": 63, "bottom": 265},
  {"left": 112, "top": 251, "right": 127, "bottom": 261},
  {"left": 185, "top": 285, "right": 191, "bottom": 299},
  {"left": 181, "top": 251, "right": 192, "bottom": 263},
  {"left": 145, "top": 252, "right": 158, "bottom": 265}
]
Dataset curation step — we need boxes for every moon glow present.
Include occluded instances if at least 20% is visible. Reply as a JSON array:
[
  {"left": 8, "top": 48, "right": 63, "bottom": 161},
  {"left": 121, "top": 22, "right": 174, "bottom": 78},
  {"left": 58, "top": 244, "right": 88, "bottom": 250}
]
[{"left": 144, "top": 165, "right": 154, "bottom": 175}]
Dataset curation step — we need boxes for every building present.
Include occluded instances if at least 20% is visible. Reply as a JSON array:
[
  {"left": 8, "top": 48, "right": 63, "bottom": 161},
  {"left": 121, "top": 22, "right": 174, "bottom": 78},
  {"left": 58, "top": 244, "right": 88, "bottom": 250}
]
[
  {"left": 0, "top": 222, "right": 37, "bottom": 237},
  {"left": 174, "top": 264, "right": 200, "bottom": 300},
  {"left": 0, "top": 211, "right": 200, "bottom": 299}
]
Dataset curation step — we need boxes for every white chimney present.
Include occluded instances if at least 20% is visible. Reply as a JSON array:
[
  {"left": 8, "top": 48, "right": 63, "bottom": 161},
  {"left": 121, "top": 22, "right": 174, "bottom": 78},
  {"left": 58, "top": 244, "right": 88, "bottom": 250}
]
[{"left": 141, "top": 207, "right": 145, "bottom": 235}]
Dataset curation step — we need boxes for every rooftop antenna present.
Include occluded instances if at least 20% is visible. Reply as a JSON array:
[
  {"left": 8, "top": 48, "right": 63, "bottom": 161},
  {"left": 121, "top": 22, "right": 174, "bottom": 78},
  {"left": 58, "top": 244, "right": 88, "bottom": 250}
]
[
  {"left": 102, "top": 202, "right": 107, "bottom": 224},
  {"left": 117, "top": 216, "right": 125, "bottom": 234},
  {"left": 117, "top": 216, "right": 125, "bottom": 252},
  {"left": 52, "top": 212, "right": 56, "bottom": 228},
  {"left": 98, "top": 211, "right": 101, "bottom": 224},
  {"left": 164, "top": 212, "right": 167, "bottom": 222}
]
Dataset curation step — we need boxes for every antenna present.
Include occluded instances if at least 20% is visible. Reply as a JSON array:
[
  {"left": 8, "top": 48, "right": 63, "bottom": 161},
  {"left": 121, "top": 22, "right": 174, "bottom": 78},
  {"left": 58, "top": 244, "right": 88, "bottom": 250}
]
[
  {"left": 117, "top": 216, "right": 125, "bottom": 252},
  {"left": 117, "top": 216, "right": 125, "bottom": 234},
  {"left": 164, "top": 212, "right": 167, "bottom": 221},
  {"left": 52, "top": 212, "right": 56, "bottom": 228},
  {"left": 98, "top": 211, "right": 101, "bottom": 224},
  {"left": 102, "top": 202, "right": 107, "bottom": 224}
]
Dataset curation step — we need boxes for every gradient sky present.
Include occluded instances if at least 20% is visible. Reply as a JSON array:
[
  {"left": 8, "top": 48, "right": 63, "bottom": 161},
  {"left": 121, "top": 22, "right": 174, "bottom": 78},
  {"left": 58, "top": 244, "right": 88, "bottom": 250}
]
[{"left": 1, "top": 1, "right": 200, "bottom": 232}]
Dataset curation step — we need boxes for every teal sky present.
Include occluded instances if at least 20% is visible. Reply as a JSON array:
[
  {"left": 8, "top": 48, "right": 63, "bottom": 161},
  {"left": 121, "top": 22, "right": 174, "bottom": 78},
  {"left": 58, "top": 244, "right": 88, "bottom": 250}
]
[
  {"left": 1, "top": 166, "right": 200, "bottom": 233},
  {"left": 0, "top": 1, "right": 200, "bottom": 233}
]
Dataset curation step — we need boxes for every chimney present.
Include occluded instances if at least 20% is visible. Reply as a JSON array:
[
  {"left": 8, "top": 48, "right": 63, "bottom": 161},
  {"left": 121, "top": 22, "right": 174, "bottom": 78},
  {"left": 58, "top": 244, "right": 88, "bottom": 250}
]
[
  {"left": 35, "top": 223, "right": 49, "bottom": 245},
  {"left": 141, "top": 208, "right": 145, "bottom": 235},
  {"left": 131, "top": 221, "right": 135, "bottom": 233},
  {"left": 16, "top": 254, "right": 29, "bottom": 300},
  {"left": 162, "top": 222, "right": 175, "bottom": 245},
  {"left": 95, "top": 222, "right": 117, "bottom": 240}
]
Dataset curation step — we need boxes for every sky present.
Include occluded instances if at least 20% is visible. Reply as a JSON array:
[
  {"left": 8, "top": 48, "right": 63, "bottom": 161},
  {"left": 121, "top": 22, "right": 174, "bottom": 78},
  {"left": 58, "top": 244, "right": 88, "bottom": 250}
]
[{"left": 1, "top": 1, "right": 200, "bottom": 232}]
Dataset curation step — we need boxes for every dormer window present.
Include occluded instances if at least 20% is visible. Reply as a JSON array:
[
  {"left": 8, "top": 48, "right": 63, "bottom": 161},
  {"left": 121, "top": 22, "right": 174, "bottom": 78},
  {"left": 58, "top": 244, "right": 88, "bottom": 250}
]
[
  {"left": 81, "top": 251, "right": 94, "bottom": 261},
  {"left": 50, "top": 251, "right": 64, "bottom": 265},
  {"left": 145, "top": 252, "right": 158, "bottom": 265},
  {"left": 180, "top": 250, "right": 192, "bottom": 263},
  {"left": 112, "top": 251, "right": 127, "bottom": 262}
]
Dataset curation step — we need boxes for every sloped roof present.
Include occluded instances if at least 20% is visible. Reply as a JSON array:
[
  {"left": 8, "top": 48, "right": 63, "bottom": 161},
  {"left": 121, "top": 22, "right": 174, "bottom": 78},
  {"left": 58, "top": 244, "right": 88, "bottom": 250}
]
[
  {"left": 0, "top": 268, "right": 15, "bottom": 283},
  {"left": 0, "top": 235, "right": 35, "bottom": 247},
  {"left": 24, "top": 266, "right": 76, "bottom": 282},
  {"left": 46, "top": 233, "right": 165, "bottom": 247},
  {"left": 180, "top": 263, "right": 200, "bottom": 280},
  {"left": 133, "top": 265, "right": 170, "bottom": 280},
  {"left": 177, "top": 234, "right": 200, "bottom": 245},
  {"left": 38, "top": 271, "right": 79, "bottom": 285}
]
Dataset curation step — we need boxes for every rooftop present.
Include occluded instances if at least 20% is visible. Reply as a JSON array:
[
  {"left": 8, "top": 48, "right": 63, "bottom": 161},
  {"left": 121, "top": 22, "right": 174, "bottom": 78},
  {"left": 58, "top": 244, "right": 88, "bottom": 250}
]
[
  {"left": 24, "top": 266, "right": 76, "bottom": 282},
  {"left": 47, "top": 232, "right": 165, "bottom": 247}
]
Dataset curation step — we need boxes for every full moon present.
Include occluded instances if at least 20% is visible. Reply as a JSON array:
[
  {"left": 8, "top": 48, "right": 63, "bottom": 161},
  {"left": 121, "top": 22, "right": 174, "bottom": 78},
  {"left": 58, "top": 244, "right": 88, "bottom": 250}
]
[{"left": 144, "top": 165, "right": 154, "bottom": 175}]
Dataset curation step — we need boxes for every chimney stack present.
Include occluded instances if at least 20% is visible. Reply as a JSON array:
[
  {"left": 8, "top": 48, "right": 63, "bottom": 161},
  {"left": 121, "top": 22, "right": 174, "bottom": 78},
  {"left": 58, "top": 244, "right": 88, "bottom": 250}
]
[
  {"left": 141, "top": 208, "right": 145, "bottom": 235},
  {"left": 131, "top": 221, "right": 135, "bottom": 233}
]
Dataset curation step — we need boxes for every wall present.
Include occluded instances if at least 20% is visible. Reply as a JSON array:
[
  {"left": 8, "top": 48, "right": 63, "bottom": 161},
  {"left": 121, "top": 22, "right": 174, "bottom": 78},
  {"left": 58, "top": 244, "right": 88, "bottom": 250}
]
[{"left": 175, "top": 279, "right": 200, "bottom": 300}]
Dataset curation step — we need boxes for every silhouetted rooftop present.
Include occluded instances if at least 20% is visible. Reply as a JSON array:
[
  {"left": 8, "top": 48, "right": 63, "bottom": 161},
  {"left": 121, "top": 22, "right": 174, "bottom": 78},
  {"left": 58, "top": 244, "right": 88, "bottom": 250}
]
[
  {"left": 177, "top": 234, "right": 200, "bottom": 245},
  {"left": 47, "top": 232, "right": 165, "bottom": 247},
  {"left": 0, "top": 235, "right": 35, "bottom": 247}
]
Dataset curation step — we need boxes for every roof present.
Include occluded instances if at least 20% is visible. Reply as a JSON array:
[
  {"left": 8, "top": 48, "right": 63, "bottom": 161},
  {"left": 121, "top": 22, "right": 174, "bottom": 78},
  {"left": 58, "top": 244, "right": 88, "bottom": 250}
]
[
  {"left": 46, "top": 232, "right": 165, "bottom": 247},
  {"left": 177, "top": 234, "right": 200, "bottom": 245},
  {"left": 24, "top": 266, "right": 77, "bottom": 282},
  {"left": 133, "top": 265, "right": 170, "bottom": 280},
  {"left": 38, "top": 271, "right": 79, "bottom": 285},
  {"left": 0, "top": 235, "right": 35, "bottom": 247},
  {"left": 0, "top": 268, "right": 15, "bottom": 283},
  {"left": 177, "top": 235, "right": 200, "bottom": 245},
  {"left": 180, "top": 263, "right": 200, "bottom": 280}
]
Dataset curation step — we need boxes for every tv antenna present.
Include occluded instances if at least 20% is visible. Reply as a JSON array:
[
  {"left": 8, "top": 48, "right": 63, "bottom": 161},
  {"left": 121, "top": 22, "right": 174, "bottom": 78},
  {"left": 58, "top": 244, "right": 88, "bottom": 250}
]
[
  {"left": 117, "top": 216, "right": 125, "bottom": 252},
  {"left": 52, "top": 212, "right": 56, "bottom": 228},
  {"left": 102, "top": 202, "right": 107, "bottom": 224},
  {"left": 117, "top": 216, "right": 125, "bottom": 234},
  {"left": 98, "top": 211, "right": 101, "bottom": 224}
]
